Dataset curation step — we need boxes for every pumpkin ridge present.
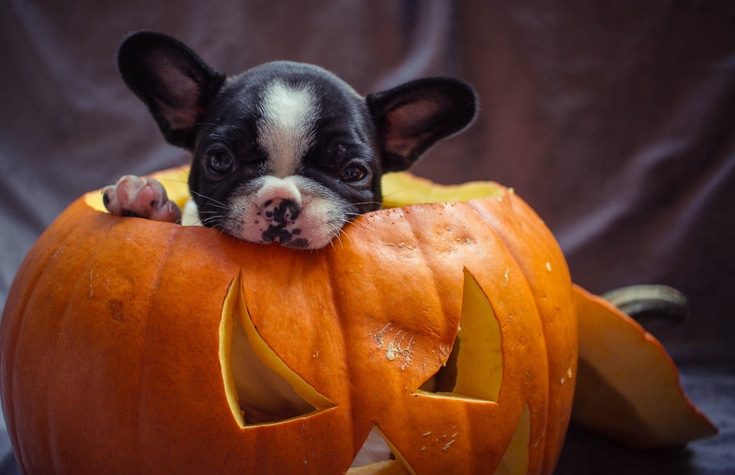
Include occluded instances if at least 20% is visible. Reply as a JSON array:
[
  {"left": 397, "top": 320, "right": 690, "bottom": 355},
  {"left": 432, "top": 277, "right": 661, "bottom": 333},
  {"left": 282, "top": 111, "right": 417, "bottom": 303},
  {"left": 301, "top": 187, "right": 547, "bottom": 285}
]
[
  {"left": 322, "top": 242, "right": 387, "bottom": 462},
  {"left": 398, "top": 205, "right": 458, "bottom": 345},
  {"left": 448, "top": 198, "right": 556, "bottom": 471},
  {"left": 0, "top": 265, "right": 41, "bottom": 469},
  {"left": 1, "top": 202, "right": 119, "bottom": 470},
  {"left": 91, "top": 218, "right": 190, "bottom": 468},
  {"left": 114, "top": 220, "right": 185, "bottom": 449},
  {"left": 466, "top": 196, "right": 574, "bottom": 474},
  {"left": 2, "top": 197, "right": 94, "bottom": 354},
  {"left": 0, "top": 198, "right": 139, "bottom": 436}
]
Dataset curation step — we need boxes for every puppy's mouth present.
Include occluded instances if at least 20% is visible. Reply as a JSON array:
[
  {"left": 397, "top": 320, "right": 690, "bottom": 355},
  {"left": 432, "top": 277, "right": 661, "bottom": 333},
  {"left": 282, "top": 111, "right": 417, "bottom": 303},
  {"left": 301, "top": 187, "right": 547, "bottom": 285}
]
[
  {"left": 195, "top": 175, "right": 367, "bottom": 249},
  {"left": 213, "top": 190, "right": 351, "bottom": 250}
]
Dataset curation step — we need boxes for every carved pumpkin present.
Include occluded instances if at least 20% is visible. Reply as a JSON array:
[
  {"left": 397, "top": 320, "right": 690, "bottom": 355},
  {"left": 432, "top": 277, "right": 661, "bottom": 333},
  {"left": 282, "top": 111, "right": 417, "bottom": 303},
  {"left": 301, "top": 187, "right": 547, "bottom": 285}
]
[
  {"left": 0, "top": 168, "right": 713, "bottom": 474},
  {"left": 0, "top": 168, "right": 577, "bottom": 474}
]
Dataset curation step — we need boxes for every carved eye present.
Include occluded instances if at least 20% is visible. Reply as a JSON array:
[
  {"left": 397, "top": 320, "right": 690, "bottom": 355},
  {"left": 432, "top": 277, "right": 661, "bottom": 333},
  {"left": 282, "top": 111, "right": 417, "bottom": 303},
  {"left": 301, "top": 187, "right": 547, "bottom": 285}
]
[
  {"left": 340, "top": 164, "right": 368, "bottom": 182},
  {"left": 206, "top": 148, "right": 234, "bottom": 175}
]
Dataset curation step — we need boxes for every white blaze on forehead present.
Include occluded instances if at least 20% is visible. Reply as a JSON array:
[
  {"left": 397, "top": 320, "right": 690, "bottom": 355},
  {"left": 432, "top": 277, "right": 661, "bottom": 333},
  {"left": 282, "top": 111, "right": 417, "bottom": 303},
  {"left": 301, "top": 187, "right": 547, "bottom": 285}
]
[{"left": 258, "top": 80, "right": 319, "bottom": 177}]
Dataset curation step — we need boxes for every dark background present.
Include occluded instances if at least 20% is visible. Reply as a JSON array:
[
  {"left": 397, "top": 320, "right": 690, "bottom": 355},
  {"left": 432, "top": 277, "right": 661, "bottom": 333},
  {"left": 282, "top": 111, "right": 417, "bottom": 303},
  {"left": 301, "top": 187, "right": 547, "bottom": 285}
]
[{"left": 1, "top": 1, "right": 733, "bottom": 473}]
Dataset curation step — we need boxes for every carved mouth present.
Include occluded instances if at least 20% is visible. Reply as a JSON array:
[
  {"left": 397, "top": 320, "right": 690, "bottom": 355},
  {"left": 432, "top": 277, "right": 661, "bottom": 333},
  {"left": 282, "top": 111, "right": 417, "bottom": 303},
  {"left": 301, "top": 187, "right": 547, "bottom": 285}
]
[{"left": 219, "top": 273, "right": 335, "bottom": 427}]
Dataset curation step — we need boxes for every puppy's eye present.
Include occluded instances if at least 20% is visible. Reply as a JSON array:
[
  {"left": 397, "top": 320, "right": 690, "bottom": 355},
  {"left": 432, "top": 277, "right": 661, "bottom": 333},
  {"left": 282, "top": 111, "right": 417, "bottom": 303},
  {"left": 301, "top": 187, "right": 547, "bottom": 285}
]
[
  {"left": 206, "top": 149, "right": 234, "bottom": 175},
  {"left": 340, "top": 164, "right": 368, "bottom": 182}
]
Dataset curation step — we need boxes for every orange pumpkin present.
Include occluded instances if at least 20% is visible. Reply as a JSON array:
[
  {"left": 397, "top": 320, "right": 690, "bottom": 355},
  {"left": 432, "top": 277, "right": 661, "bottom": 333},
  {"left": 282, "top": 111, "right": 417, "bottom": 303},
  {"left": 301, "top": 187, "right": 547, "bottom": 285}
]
[
  {"left": 2, "top": 165, "right": 720, "bottom": 474},
  {"left": 0, "top": 168, "right": 578, "bottom": 474}
]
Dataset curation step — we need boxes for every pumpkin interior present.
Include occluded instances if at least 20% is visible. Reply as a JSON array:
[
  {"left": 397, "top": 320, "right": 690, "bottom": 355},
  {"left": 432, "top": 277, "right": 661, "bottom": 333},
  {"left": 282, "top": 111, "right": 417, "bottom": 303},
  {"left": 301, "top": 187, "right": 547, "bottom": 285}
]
[{"left": 84, "top": 167, "right": 507, "bottom": 212}]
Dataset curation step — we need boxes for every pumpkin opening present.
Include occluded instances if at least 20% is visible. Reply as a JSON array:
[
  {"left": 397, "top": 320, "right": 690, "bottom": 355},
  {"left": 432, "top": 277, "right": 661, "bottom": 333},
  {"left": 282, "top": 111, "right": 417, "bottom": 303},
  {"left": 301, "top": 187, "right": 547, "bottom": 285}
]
[
  {"left": 220, "top": 273, "right": 334, "bottom": 426},
  {"left": 84, "top": 167, "right": 508, "bottom": 216},
  {"left": 419, "top": 269, "right": 503, "bottom": 401},
  {"left": 347, "top": 460, "right": 412, "bottom": 475},
  {"left": 348, "top": 426, "right": 415, "bottom": 475}
]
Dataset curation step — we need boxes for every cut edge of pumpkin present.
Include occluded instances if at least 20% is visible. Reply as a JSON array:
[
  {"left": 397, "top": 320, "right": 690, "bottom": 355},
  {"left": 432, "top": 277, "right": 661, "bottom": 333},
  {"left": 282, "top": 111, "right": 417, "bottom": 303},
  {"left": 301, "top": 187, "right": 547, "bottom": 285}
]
[
  {"left": 417, "top": 269, "right": 503, "bottom": 403},
  {"left": 219, "top": 273, "right": 246, "bottom": 427},
  {"left": 493, "top": 403, "right": 531, "bottom": 475},
  {"left": 219, "top": 273, "right": 335, "bottom": 428},
  {"left": 455, "top": 269, "right": 503, "bottom": 401},
  {"left": 381, "top": 172, "right": 507, "bottom": 208},
  {"left": 348, "top": 426, "right": 416, "bottom": 475}
]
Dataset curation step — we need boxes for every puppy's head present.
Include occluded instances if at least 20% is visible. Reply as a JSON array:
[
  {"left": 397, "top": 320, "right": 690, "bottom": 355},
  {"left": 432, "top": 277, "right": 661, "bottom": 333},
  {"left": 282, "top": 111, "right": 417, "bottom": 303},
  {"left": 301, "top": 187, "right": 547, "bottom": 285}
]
[{"left": 118, "top": 31, "right": 477, "bottom": 249}]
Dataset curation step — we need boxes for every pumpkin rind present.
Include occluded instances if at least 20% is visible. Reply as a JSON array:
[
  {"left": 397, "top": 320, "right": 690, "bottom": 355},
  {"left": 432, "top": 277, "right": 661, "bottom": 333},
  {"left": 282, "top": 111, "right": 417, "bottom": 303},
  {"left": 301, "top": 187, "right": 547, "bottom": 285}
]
[
  {"left": 0, "top": 169, "right": 577, "bottom": 474},
  {"left": 572, "top": 285, "right": 717, "bottom": 448}
]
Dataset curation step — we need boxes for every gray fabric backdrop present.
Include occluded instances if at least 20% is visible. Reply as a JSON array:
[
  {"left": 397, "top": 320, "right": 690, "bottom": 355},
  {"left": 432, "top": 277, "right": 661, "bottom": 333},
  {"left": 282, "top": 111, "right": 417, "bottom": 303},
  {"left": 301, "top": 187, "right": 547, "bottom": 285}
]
[{"left": 1, "top": 1, "right": 733, "bottom": 472}]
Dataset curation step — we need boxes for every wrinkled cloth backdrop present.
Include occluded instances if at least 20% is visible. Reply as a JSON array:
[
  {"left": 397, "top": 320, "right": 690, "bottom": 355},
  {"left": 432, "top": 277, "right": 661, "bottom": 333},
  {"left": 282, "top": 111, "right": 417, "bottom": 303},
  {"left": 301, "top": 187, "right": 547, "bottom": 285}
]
[{"left": 1, "top": 1, "right": 733, "bottom": 473}]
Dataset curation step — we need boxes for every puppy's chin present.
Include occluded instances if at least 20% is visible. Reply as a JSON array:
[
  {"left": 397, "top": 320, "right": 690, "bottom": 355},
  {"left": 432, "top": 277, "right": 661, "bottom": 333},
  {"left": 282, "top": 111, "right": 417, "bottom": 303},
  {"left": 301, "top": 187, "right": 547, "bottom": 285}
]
[{"left": 219, "top": 193, "right": 350, "bottom": 250}]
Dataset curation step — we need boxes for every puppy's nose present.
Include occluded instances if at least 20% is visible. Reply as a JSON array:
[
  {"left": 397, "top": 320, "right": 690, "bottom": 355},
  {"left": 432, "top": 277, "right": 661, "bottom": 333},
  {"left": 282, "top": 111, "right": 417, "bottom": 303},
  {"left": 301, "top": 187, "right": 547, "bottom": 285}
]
[{"left": 262, "top": 198, "right": 300, "bottom": 225}]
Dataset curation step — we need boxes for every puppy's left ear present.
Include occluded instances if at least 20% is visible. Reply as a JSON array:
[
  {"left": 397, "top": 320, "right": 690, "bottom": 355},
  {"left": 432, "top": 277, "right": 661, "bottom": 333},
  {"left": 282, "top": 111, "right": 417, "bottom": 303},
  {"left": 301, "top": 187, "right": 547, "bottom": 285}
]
[{"left": 367, "top": 78, "right": 477, "bottom": 172}]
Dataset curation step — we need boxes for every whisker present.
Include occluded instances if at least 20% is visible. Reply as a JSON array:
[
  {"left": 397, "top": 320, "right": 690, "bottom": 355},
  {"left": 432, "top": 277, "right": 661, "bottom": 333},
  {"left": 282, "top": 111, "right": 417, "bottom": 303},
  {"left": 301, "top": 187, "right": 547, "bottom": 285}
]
[
  {"left": 328, "top": 228, "right": 344, "bottom": 250},
  {"left": 188, "top": 190, "right": 229, "bottom": 210},
  {"left": 347, "top": 216, "right": 380, "bottom": 240},
  {"left": 337, "top": 228, "right": 353, "bottom": 248},
  {"left": 200, "top": 215, "right": 226, "bottom": 227}
]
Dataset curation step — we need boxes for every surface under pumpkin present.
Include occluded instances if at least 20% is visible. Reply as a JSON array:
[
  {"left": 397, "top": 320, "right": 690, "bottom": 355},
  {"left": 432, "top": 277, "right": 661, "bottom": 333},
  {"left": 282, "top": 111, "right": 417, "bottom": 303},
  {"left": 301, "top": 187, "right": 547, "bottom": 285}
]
[{"left": 0, "top": 168, "right": 715, "bottom": 474}]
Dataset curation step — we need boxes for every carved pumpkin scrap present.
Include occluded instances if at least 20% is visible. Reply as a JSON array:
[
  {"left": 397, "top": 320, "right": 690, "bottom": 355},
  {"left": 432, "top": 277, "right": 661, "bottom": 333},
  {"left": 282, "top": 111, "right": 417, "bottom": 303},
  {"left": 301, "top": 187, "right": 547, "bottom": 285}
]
[
  {"left": 571, "top": 286, "right": 717, "bottom": 448},
  {"left": 0, "top": 168, "right": 714, "bottom": 474}
]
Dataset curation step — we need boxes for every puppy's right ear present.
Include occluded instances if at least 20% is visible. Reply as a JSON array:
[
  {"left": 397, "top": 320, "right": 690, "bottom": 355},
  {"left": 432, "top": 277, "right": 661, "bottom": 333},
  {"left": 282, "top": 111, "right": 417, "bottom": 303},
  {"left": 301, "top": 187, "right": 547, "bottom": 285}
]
[{"left": 117, "top": 31, "right": 226, "bottom": 150}]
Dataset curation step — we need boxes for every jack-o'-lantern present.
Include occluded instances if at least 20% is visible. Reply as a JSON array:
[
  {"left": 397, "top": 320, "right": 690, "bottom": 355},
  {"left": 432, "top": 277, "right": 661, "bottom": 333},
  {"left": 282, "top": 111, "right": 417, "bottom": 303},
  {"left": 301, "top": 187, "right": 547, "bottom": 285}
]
[{"left": 0, "top": 168, "right": 715, "bottom": 474}]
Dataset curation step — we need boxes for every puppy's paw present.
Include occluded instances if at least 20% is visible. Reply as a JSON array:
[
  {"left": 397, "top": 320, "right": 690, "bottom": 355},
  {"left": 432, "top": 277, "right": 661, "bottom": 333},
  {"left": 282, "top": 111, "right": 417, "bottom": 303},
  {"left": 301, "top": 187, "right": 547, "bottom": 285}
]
[{"left": 102, "top": 175, "right": 182, "bottom": 223}]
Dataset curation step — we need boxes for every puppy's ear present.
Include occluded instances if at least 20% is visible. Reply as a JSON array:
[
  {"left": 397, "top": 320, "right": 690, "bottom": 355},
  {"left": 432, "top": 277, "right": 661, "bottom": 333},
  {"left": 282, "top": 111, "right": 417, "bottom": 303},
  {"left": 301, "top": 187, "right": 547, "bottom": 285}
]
[
  {"left": 367, "top": 78, "right": 477, "bottom": 172},
  {"left": 117, "top": 31, "right": 226, "bottom": 150}
]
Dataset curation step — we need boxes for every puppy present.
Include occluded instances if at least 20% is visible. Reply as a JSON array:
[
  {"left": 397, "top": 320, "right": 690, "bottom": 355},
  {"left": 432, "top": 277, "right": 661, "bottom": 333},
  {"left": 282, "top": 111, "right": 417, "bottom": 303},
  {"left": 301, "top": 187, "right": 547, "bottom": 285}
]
[{"left": 103, "top": 31, "right": 477, "bottom": 249}]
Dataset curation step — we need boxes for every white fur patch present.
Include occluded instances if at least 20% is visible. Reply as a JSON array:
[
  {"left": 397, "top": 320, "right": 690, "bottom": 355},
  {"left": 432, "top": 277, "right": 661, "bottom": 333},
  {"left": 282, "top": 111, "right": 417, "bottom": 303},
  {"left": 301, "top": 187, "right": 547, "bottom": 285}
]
[
  {"left": 258, "top": 80, "right": 319, "bottom": 177},
  {"left": 181, "top": 199, "right": 202, "bottom": 226}
]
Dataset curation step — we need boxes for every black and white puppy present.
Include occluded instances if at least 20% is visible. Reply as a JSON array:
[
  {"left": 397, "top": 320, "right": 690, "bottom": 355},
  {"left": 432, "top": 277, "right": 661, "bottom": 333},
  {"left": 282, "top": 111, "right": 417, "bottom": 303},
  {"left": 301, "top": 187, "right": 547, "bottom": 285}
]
[{"left": 104, "top": 31, "right": 477, "bottom": 249}]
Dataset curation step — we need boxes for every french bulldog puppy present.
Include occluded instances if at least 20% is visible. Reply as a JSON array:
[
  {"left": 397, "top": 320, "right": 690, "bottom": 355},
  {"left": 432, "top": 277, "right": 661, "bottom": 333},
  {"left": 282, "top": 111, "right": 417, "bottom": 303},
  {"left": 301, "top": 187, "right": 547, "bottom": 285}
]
[{"left": 103, "top": 31, "right": 477, "bottom": 249}]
